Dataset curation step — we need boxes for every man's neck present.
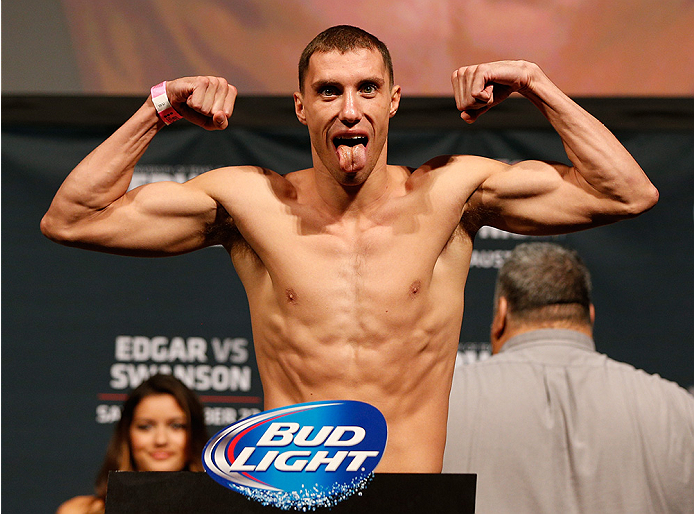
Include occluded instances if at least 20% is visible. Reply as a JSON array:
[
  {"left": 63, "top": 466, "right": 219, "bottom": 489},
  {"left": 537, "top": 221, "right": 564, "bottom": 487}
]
[
  {"left": 311, "top": 162, "right": 399, "bottom": 218},
  {"left": 494, "top": 321, "right": 593, "bottom": 354}
]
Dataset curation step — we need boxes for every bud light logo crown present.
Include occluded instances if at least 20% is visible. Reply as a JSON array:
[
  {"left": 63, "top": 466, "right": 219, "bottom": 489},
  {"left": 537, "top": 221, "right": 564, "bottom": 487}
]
[{"left": 203, "top": 400, "right": 388, "bottom": 510}]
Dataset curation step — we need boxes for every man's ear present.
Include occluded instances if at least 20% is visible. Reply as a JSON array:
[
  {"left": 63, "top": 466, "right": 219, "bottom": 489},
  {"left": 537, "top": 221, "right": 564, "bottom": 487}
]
[
  {"left": 490, "top": 296, "right": 508, "bottom": 354},
  {"left": 589, "top": 303, "right": 595, "bottom": 324},
  {"left": 294, "top": 92, "right": 307, "bottom": 125},
  {"left": 389, "top": 85, "right": 401, "bottom": 118}
]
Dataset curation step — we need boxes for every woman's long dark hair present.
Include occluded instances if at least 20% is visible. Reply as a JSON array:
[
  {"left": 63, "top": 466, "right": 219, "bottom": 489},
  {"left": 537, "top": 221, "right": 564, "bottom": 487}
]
[{"left": 93, "top": 374, "right": 208, "bottom": 499}]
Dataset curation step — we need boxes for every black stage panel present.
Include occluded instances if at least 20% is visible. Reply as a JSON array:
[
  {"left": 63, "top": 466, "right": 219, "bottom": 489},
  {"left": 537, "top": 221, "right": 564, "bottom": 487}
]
[{"left": 104, "top": 471, "right": 476, "bottom": 514}]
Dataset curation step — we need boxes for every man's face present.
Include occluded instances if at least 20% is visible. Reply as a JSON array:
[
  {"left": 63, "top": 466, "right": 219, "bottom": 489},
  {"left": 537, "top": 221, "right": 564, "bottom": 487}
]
[{"left": 294, "top": 48, "right": 400, "bottom": 187}]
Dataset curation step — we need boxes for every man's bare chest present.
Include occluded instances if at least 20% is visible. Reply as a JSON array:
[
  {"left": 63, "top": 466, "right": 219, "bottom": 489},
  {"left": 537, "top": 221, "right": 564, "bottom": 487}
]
[{"left": 233, "top": 210, "right": 468, "bottom": 307}]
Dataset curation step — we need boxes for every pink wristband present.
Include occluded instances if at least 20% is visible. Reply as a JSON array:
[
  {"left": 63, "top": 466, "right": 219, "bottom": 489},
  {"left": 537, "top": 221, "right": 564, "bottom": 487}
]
[{"left": 150, "top": 81, "right": 182, "bottom": 125}]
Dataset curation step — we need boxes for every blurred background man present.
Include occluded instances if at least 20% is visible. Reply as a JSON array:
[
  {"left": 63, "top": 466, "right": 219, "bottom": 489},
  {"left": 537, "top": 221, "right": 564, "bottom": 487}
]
[{"left": 443, "top": 242, "right": 694, "bottom": 514}]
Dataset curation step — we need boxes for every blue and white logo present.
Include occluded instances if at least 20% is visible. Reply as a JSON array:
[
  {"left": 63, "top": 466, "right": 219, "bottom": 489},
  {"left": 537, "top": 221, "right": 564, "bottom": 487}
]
[{"left": 202, "top": 400, "right": 387, "bottom": 510}]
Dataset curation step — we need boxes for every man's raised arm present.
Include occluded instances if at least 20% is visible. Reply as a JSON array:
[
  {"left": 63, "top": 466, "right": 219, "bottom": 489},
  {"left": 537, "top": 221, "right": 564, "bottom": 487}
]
[
  {"left": 40, "top": 77, "right": 237, "bottom": 256},
  {"left": 451, "top": 60, "right": 659, "bottom": 235}
]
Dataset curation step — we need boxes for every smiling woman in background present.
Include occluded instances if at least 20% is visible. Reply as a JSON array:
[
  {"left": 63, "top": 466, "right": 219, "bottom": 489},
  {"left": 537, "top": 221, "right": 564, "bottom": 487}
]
[{"left": 56, "top": 374, "right": 209, "bottom": 514}]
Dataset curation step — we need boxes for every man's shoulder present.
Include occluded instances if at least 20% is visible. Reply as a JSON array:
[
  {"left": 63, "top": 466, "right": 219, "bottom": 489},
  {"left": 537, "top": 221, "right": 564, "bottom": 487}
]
[
  {"left": 409, "top": 155, "right": 508, "bottom": 201},
  {"left": 202, "top": 165, "right": 283, "bottom": 180},
  {"left": 188, "top": 166, "right": 300, "bottom": 211},
  {"left": 605, "top": 356, "right": 694, "bottom": 402},
  {"left": 412, "top": 154, "right": 502, "bottom": 174},
  {"left": 408, "top": 154, "right": 507, "bottom": 200},
  {"left": 195, "top": 165, "right": 293, "bottom": 192}
]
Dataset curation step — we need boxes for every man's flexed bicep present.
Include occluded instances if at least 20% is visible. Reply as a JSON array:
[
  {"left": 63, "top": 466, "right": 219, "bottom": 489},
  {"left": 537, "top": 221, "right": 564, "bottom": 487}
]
[
  {"left": 42, "top": 178, "right": 223, "bottom": 256},
  {"left": 453, "top": 60, "right": 658, "bottom": 235},
  {"left": 469, "top": 158, "right": 651, "bottom": 236},
  {"left": 41, "top": 75, "right": 237, "bottom": 255}
]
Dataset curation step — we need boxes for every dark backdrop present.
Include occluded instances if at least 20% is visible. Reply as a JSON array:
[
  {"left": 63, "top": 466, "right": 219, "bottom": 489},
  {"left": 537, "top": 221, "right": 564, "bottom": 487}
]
[{"left": 3, "top": 95, "right": 693, "bottom": 513}]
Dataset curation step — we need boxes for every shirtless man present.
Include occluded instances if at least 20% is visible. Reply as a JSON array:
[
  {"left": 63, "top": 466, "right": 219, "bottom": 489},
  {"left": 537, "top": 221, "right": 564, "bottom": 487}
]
[{"left": 40, "top": 25, "right": 658, "bottom": 473}]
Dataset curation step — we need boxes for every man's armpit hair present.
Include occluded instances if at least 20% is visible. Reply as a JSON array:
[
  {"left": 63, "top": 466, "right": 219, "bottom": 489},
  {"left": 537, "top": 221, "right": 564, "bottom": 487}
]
[
  {"left": 204, "top": 204, "right": 261, "bottom": 262},
  {"left": 460, "top": 202, "right": 495, "bottom": 239},
  {"left": 204, "top": 203, "right": 240, "bottom": 247}
]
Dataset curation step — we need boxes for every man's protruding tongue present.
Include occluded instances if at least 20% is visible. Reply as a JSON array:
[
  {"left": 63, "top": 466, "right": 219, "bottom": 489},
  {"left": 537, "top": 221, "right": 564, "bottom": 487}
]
[{"left": 337, "top": 143, "right": 367, "bottom": 172}]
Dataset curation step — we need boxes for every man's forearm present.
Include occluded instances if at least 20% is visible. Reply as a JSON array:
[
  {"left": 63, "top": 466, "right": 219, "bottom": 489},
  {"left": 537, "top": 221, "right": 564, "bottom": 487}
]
[
  {"left": 522, "top": 66, "right": 658, "bottom": 213},
  {"left": 41, "top": 99, "right": 163, "bottom": 240}
]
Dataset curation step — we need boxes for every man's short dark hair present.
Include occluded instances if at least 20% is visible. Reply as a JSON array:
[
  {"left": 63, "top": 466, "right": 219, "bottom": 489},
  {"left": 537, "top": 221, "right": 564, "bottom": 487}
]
[
  {"left": 495, "top": 242, "right": 593, "bottom": 325},
  {"left": 298, "top": 25, "right": 394, "bottom": 92}
]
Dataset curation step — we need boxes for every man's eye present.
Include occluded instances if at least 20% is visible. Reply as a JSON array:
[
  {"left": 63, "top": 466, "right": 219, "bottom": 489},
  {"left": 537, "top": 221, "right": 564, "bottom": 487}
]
[
  {"left": 362, "top": 84, "right": 377, "bottom": 94},
  {"left": 320, "top": 87, "right": 338, "bottom": 96}
]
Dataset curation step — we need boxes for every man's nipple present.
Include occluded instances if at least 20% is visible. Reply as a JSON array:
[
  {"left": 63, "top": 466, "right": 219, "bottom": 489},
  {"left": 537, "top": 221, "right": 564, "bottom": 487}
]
[
  {"left": 285, "top": 288, "right": 298, "bottom": 304},
  {"left": 409, "top": 280, "right": 422, "bottom": 299}
]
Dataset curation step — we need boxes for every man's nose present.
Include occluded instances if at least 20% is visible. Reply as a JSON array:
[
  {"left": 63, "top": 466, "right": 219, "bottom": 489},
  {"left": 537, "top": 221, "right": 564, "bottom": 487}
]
[{"left": 339, "top": 90, "right": 361, "bottom": 126}]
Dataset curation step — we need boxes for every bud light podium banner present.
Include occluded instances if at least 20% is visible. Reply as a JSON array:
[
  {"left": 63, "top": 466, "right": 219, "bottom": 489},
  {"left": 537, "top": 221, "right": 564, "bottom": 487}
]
[
  {"left": 203, "top": 401, "right": 387, "bottom": 510},
  {"left": 2, "top": 96, "right": 693, "bottom": 513}
]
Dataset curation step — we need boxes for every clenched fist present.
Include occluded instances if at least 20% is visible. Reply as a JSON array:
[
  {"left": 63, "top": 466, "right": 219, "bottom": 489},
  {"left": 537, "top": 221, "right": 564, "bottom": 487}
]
[
  {"left": 157, "top": 76, "right": 237, "bottom": 130},
  {"left": 451, "top": 60, "right": 540, "bottom": 123}
]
